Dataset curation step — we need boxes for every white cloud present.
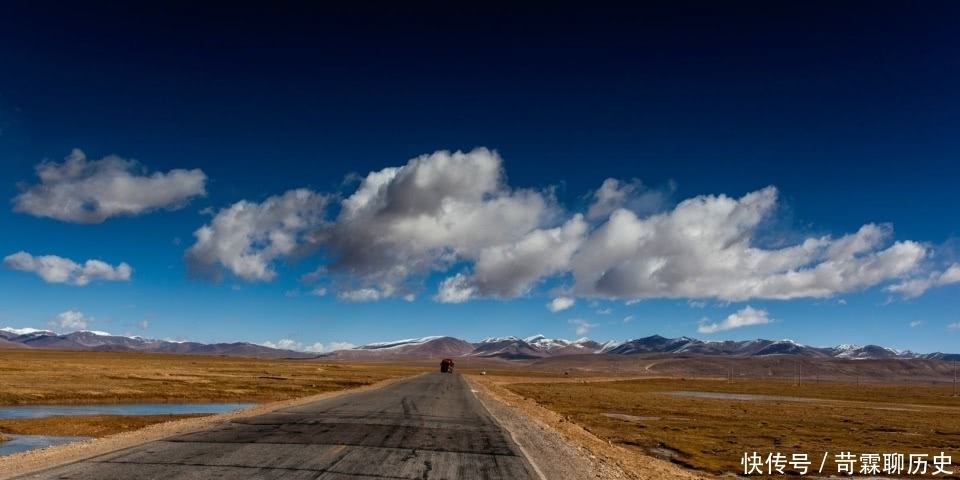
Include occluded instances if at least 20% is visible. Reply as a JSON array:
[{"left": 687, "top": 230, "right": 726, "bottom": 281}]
[
  {"left": 13, "top": 149, "right": 206, "bottom": 223},
  {"left": 309, "top": 341, "right": 356, "bottom": 353},
  {"left": 586, "top": 178, "right": 671, "bottom": 220},
  {"left": 179, "top": 148, "right": 940, "bottom": 304},
  {"left": 622, "top": 315, "right": 634, "bottom": 323},
  {"left": 338, "top": 288, "right": 383, "bottom": 302},
  {"left": 568, "top": 318, "right": 597, "bottom": 336},
  {"left": 687, "top": 300, "right": 707, "bottom": 308},
  {"left": 571, "top": 189, "right": 926, "bottom": 301},
  {"left": 465, "top": 214, "right": 588, "bottom": 297},
  {"left": 325, "top": 148, "right": 562, "bottom": 298},
  {"left": 137, "top": 320, "right": 149, "bottom": 329},
  {"left": 910, "top": 320, "right": 924, "bottom": 328},
  {"left": 596, "top": 308, "right": 612, "bottom": 315},
  {"left": 51, "top": 309, "right": 91, "bottom": 330},
  {"left": 434, "top": 274, "right": 476, "bottom": 303},
  {"left": 262, "top": 339, "right": 300, "bottom": 350},
  {"left": 697, "top": 306, "right": 773, "bottom": 334},
  {"left": 547, "top": 296, "right": 575, "bottom": 312},
  {"left": 184, "top": 189, "right": 331, "bottom": 282},
  {"left": 885, "top": 263, "right": 960, "bottom": 299},
  {"left": 4, "top": 251, "right": 132, "bottom": 286},
  {"left": 262, "top": 339, "right": 356, "bottom": 353},
  {"left": 310, "top": 287, "right": 328, "bottom": 297},
  {"left": 948, "top": 322, "right": 960, "bottom": 330}
]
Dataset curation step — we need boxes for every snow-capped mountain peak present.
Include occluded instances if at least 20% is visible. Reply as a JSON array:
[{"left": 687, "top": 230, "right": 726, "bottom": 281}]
[
  {"left": 359, "top": 336, "right": 445, "bottom": 350},
  {"left": 1, "top": 327, "right": 55, "bottom": 336},
  {"left": 480, "top": 336, "right": 521, "bottom": 344},
  {"left": 79, "top": 330, "right": 114, "bottom": 337}
]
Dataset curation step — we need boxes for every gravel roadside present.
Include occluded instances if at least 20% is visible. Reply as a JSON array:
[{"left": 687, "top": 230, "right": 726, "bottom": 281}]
[{"left": 467, "top": 376, "right": 719, "bottom": 480}]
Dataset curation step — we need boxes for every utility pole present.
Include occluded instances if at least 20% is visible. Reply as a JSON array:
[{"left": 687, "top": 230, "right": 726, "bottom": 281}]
[{"left": 797, "top": 358, "right": 801, "bottom": 387}]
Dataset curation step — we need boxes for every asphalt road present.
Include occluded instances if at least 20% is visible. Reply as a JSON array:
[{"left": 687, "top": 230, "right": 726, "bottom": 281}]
[{"left": 18, "top": 373, "right": 540, "bottom": 480}]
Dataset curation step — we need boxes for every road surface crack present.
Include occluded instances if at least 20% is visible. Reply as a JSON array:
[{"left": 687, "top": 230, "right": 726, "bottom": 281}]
[{"left": 421, "top": 459, "right": 433, "bottom": 480}]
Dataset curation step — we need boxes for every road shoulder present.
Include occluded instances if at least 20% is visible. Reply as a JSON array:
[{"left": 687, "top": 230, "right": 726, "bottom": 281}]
[{"left": 466, "top": 375, "right": 717, "bottom": 480}]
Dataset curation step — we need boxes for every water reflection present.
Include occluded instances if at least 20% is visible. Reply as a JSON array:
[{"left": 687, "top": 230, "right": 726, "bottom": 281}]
[
  {"left": 0, "top": 434, "right": 91, "bottom": 456},
  {"left": 0, "top": 403, "right": 254, "bottom": 419}
]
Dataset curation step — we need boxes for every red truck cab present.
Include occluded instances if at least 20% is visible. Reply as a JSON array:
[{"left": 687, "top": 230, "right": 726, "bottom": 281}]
[{"left": 440, "top": 358, "right": 454, "bottom": 373}]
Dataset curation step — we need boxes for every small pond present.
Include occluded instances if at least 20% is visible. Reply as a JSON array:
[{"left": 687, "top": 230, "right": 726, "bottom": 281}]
[
  {"left": 0, "top": 402, "right": 255, "bottom": 419},
  {"left": 0, "top": 402, "right": 255, "bottom": 457},
  {"left": 0, "top": 434, "right": 92, "bottom": 456}
]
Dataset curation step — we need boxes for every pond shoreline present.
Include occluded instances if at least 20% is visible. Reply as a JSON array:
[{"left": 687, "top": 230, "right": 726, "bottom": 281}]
[
  {"left": 0, "top": 434, "right": 92, "bottom": 457},
  {"left": 0, "top": 413, "right": 212, "bottom": 438},
  {"left": 0, "top": 374, "right": 415, "bottom": 480},
  {"left": 0, "top": 402, "right": 255, "bottom": 419}
]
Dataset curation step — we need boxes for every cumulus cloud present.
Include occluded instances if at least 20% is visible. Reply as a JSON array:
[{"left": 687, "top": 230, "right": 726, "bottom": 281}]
[
  {"left": 435, "top": 274, "right": 476, "bottom": 303},
  {"left": 586, "top": 178, "right": 672, "bottom": 220},
  {"left": 338, "top": 288, "right": 383, "bottom": 302},
  {"left": 51, "top": 309, "right": 91, "bottom": 330},
  {"left": 3, "top": 251, "right": 132, "bottom": 285},
  {"left": 909, "top": 320, "right": 924, "bottom": 328},
  {"left": 948, "top": 322, "right": 960, "bottom": 330},
  {"left": 568, "top": 318, "right": 597, "bottom": 336},
  {"left": 697, "top": 306, "right": 773, "bottom": 334},
  {"left": 326, "top": 148, "right": 562, "bottom": 298},
  {"left": 885, "top": 263, "right": 960, "bottom": 298},
  {"left": 13, "top": 149, "right": 206, "bottom": 223},
  {"left": 547, "top": 296, "right": 575, "bottom": 312},
  {"left": 262, "top": 339, "right": 356, "bottom": 353},
  {"left": 571, "top": 189, "right": 926, "bottom": 301},
  {"left": 181, "top": 148, "right": 938, "bottom": 303},
  {"left": 184, "top": 189, "right": 330, "bottom": 282},
  {"left": 622, "top": 315, "right": 634, "bottom": 323},
  {"left": 464, "top": 214, "right": 587, "bottom": 297}
]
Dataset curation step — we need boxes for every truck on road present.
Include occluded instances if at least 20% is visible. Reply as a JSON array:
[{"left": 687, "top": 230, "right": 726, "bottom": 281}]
[{"left": 440, "top": 358, "right": 454, "bottom": 373}]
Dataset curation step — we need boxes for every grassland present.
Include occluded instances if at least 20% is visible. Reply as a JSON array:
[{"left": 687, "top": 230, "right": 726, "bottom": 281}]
[
  {"left": 506, "top": 377, "right": 960, "bottom": 477},
  {"left": 0, "top": 349, "right": 426, "bottom": 438}
]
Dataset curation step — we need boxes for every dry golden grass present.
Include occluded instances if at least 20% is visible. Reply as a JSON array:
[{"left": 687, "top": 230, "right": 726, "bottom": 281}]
[
  {"left": 506, "top": 377, "right": 960, "bottom": 477},
  {"left": 0, "top": 414, "right": 208, "bottom": 437},
  {"left": 0, "top": 349, "right": 427, "bottom": 439},
  {"left": 0, "top": 350, "right": 426, "bottom": 405}
]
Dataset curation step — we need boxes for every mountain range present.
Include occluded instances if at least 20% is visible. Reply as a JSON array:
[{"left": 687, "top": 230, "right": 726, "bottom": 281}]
[
  {"left": 2, "top": 328, "right": 958, "bottom": 361},
  {"left": 0, "top": 327, "right": 315, "bottom": 359}
]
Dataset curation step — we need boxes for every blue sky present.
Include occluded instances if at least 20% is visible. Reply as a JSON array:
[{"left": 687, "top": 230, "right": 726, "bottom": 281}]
[{"left": 1, "top": 3, "right": 959, "bottom": 353}]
